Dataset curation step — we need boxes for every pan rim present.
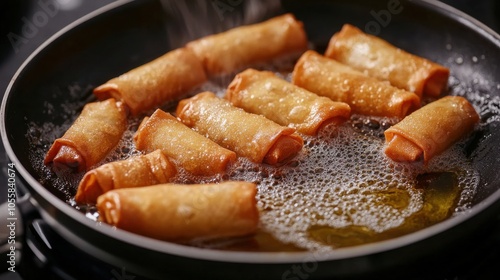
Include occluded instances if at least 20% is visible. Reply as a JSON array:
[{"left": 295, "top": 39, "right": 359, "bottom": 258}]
[{"left": 1, "top": 0, "right": 500, "bottom": 265}]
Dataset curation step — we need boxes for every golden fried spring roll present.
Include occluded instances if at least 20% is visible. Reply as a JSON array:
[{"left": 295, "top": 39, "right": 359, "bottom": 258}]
[
  {"left": 134, "top": 109, "right": 236, "bottom": 176},
  {"left": 75, "top": 150, "right": 177, "bottom": 204},
  {"left": 384, "top": 96, "right": 479, "bottom": 163},
  {"left": 226, "top": 68, "right": 351, "bottom": 135},
  {"left": 186, "top": 13, "right": 308, "bottom": 76},
  {"left": 292, "top": 50, "right": 420, "bottom": 119},
  {"left": 44, "top": 98, "right": 127, "bottom": 172},
  {"left": 97, "top": 181, "right": 259, "bottom": 241},
  {"left": 176, "top": 91, "right": 303, "bottom": 165},
  {"left": 325, "top": 24, "right": 450, "bottom": 97},
  {"left": 93, "top": 48, "right": 207, "bottom": 115}
]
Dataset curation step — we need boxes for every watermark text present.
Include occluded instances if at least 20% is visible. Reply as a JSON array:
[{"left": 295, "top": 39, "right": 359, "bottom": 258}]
[
  {"left": 365, "top": 0, "right": 403, "bottom": 35},
  {"left": 6, "top": 163, "right": 17, "bottom": 273}
]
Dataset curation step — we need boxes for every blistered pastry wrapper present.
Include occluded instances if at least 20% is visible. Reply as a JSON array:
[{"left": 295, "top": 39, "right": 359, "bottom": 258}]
[
  {"left": 186, "top": 13, "right": 308, "bottom": 76},
  {"left": 226, "top": 68, "right": 351, "bottom": 135},
  {"left": 97, "top": 181, "right": 259, "bottom": 241},
  {"left": 325, "top": 24, "right": 449, "bottom": 97},
  {"left": 384, "top": 96, "right": 479, "bottom": 163},
  {"left": 94, "top": 48, "right": 206, "bottom": 115},
  {"left": 75, "top": 150, "right": 177, "bottom": 203},
  {"left": 134, "top": 109, "right": 236, "bottom": 176},
  {"left": 44, "top": 98, "right": 127, "bottom": 172},
  {"left": 176, "top": 91, "right": 303, "bottom": 165},
  {"left": 293, "top": 50, "right": 420, "bottom": 119}
]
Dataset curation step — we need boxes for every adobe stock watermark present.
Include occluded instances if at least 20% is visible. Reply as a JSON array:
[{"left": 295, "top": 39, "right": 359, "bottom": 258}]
[
  {"left": 281, "top": 250, "right": 329, "bottom": 280},
  {"left": 364, "top": 0, "right": 403, "bottom": 35},
  {"left": 211, "top": 0, "right": 243, "bottom": 21},
  {"left": 5, "top": 163, "right": 17, "bottom": 273},
  {"left": 111, "top": 267, "right": 136, "bottom": 280},
  {"left": 6, "top": 0, "right": 62, "bottom": 54}
]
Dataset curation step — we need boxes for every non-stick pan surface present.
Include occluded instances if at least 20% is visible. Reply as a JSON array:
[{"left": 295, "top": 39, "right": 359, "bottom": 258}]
[{"left": 2, "top": 0, "right": 500, "bottom": 279}]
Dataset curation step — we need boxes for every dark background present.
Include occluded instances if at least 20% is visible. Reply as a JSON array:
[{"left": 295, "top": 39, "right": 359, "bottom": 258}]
[{"left": 0, "top": 0, "right": 499, "bottom": 279}]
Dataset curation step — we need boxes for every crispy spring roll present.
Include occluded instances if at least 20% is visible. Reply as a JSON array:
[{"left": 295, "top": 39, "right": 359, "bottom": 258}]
[
  {"left": 384, "top": 96, "right": 479, "bottom": 163},
  {"left": 93, "top": 48, "right": 207, "bottom": 116},
  {"left": 226, "top": 68, "right": 351, "bottom": 135},
  {"left": 75, "top": 150, "right": 177, "bottom": 204},
  {"left": 97, "top": 181, "right": 259, "bottom": 241},
  {"left": 292, "top": 50, "right": 420, "bottom": 119},
  {"left": 325, "top": 24, "right": 450, "bottom": 97},
  {"left": 44, "top": 98, "right": 127, "bottom": 172},
  {"left": 176, "top": 92, "right": 303, "bottom": 165},
  {"left": 186, "top": 13, "right": 308, "bottom": 76},
  {"left": 134, "top": 109, "right": 236, "bottom": 176}
]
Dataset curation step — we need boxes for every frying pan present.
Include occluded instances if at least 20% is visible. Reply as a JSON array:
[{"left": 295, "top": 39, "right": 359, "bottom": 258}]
[{"left": 1, "top": 0, "right": 500, "bottom": 279}]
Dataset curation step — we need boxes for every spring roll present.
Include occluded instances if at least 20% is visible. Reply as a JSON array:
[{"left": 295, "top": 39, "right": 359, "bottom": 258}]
[
  {"left": 134, "top": 109, "right": 236, "bottom": 176},
  {"left": 176, "top": 92, "right": 303, "bottom": 165},
  {"left": 44, "top": 98, "right": 127, "bottom": 172},
  {"left": 97, "top": 181, "right": 259, "bottom": 241},
  {"left": 292, "top": 50, "right": 420, "bottom": 119},
  {"left": 185, "top": 13, "right": 308, "bottom": 76},
  {"left": 384, "top": 96, "right": 479, "bottom": 163},
  {"left": 93, "top": 47, "right": 207, "bottom": 116},
  {"left": 75, "top": 150, "right": 177, "bottom": 204},
  {"left": 226, "top": 68, "right": 351, "bottom": 135},
  {"left": 325, "top": 24, "right": 450, "bottom": 97}
]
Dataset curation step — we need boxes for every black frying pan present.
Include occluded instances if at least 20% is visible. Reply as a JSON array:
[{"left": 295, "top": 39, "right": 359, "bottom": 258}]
[{"left": 1, "top": 0, "right": 500, "bottom": 279}]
